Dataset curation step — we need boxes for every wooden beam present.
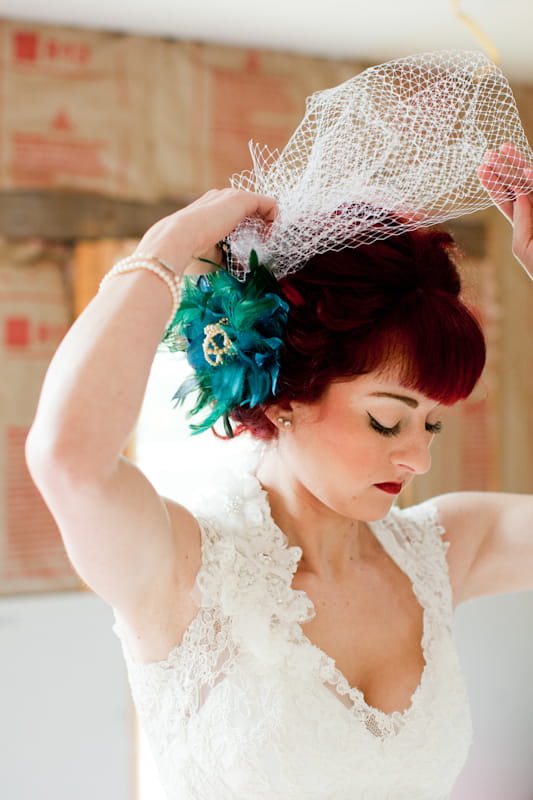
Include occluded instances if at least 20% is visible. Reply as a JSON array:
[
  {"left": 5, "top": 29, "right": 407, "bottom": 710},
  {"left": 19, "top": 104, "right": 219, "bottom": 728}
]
[
  {"left": 0, "top": 191, "right": 185, "bottom": 240},
  {"left": 0, "top": 189, "right": 489, "bottom": 262}
]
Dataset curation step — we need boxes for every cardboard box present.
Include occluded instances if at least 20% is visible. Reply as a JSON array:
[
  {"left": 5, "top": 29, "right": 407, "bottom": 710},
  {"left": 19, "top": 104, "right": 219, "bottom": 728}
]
[
  {"left": 0, "top": 239, "right": 79, "bottom": 593},
  {"left": 152, "top": 42, "right": 361, "bottom": 197},
  {"left": 0, "top": 20, "right": 156, "bottom": 200},
  {"left": 0, "top": 19, "right": 362, "bottom": 202}
]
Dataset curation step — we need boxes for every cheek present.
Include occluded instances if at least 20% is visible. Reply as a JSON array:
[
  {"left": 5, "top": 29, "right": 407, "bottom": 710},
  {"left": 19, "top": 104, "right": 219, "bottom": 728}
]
[{"left": 311, "top": 422, "right": 384, "bottom": 476}]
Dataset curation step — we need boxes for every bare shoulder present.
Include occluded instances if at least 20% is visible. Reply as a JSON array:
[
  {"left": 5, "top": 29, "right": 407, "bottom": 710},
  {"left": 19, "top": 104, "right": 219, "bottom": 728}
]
[
  {"left": 117, "top": 496, "right": 204, "bottom": 664},
  {"left": 428, "top": 492, "right": 489, "bottom": 603},
  {"left": 432, "top": 490, "right": 528, "bottom": 542},
  {"left": 432, "top": 490, "right": 494, "bottom": 537},
  {"left": 431, "top": 491, "right": 533, "bottom": 604}
]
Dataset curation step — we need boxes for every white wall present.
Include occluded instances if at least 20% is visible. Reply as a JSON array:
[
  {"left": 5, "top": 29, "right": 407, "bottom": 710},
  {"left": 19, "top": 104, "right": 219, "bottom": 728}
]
[
  {"left": 2, "top": 587, "right": 532, "bottom": 800},
  {"left": 0, "top": 590, "right": 133, "bottom": 800},
  {"left": 452, "top": 591, "right": 533, "bottom": 799}
]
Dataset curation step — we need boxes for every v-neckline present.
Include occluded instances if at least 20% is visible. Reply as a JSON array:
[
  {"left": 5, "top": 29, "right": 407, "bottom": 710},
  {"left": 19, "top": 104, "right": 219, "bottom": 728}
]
[{"left": 253, "top": 475, "right": 431, "bottom": 737}]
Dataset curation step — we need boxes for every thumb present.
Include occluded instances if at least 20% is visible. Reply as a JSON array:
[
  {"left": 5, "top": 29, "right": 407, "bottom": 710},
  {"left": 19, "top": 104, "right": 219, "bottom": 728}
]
[{"left": 511, "top": 193, "right": 533, "bottom": 278}]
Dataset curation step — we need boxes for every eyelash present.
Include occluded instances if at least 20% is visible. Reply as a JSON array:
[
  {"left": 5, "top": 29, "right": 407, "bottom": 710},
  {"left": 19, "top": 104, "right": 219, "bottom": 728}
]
[{"left": 368, "top": 414, "right": 443, "bottom": 438}]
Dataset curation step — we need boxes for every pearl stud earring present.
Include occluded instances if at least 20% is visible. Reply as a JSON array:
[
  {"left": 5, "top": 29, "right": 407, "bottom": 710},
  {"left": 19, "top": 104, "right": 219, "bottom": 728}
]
[{"left": 277, "top": 416, "right": 292, "bottom": 429}]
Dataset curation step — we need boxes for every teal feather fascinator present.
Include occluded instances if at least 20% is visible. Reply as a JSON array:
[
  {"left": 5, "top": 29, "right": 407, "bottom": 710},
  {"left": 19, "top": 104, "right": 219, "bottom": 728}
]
[{"left": 162, "top": 251, "right": 288, "bottom": 435}]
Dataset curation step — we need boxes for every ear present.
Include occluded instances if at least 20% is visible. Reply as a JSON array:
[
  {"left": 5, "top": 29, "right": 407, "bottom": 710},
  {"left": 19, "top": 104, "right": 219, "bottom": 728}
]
[{"left": 264, "top": 402, "right": 295, "bottom": 432}]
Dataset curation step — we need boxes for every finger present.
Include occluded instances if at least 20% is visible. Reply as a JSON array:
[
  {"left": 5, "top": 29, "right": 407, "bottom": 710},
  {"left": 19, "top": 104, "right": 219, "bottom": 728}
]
[
  {"left": 512, "top": 193, "right": 533, "bottom": 251},
  {"left": 229, "top": 189, "right": 278, "bottom": 223},
  {"left": 511, "top": 195, "right": 533, "bottom": 279},
  {"left": 200, "top": 189, "right": 278, "bottom": 228},
  {"left": 500, "top": 142, "right": 533, "bottom": 176},
  {"left": 175, "top": 189, "right": 279, "bottom": 255},
  {"left": 523, "top": 166, "right": 533, "bottom": 188},
  {"left": 478, "top": 161, "right": 514, "bottom": 222},
  {"left": 485, "top": 145, "right": 532, "bottom": 196},
  {"left": 519, "top": 162, "right": 533, "bottom": 198},
  {"left": 479, "top": 152, "right": 508, "bottom": 188},
  {"left": 483, "top": 150, "right": 520, "bottom": 195}
]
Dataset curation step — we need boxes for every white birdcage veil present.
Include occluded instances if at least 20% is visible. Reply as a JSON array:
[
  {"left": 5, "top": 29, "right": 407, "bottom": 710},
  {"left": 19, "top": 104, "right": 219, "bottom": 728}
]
[{"left": 227, "top": 50, "right": 532, "bottom": 279}]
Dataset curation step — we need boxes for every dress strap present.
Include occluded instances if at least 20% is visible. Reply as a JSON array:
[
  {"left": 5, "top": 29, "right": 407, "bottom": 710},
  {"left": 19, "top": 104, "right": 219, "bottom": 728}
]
[{"left": 369, "top": 500, "right": 454, "bottom": 626}]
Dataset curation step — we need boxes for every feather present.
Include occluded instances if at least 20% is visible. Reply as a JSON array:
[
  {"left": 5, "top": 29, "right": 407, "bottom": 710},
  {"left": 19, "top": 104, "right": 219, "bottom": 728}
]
[{"left": 161, "top": 251, "right": 288, "bottom": 435}]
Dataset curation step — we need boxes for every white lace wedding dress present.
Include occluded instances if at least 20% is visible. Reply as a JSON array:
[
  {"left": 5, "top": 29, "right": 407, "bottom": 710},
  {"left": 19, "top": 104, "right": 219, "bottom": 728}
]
[{"left": 114, "top": 465, "right": 472, "bottom": 799}]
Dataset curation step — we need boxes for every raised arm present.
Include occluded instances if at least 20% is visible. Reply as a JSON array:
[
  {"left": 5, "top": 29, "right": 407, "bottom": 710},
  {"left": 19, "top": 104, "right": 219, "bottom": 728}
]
[
  {"left": 434, "top": 146, "right": 533, "bottom": 606},
  {"left": 26, "top": 189, "right": 277, "bottom": 627}
]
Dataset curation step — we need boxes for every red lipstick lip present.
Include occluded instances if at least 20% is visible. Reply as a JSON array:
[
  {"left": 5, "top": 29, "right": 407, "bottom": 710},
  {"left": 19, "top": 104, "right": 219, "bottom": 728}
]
[{"left": 374, "top": 482, "right": 403, "bottom": 495}]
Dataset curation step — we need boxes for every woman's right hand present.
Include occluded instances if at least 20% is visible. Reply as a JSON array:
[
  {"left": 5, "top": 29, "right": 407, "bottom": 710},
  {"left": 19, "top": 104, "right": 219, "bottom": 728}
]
[{"left": 135, "top": 188, "right": 278, "bottom": 275}]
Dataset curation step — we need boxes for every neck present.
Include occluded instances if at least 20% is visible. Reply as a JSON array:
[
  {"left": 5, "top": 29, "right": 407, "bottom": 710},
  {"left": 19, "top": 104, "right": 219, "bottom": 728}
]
[{"left": 256, "top": 446, "right": 380, "bottom": 580}]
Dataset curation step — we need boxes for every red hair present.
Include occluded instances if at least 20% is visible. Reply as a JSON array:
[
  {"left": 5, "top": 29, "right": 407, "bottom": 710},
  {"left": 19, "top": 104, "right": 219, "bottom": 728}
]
[{"left": 231, "top": 225, "right": 486, "bottom": 440}]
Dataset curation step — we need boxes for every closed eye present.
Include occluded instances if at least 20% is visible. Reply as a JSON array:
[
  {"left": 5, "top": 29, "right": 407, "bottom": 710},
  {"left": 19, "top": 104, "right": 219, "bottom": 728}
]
[
  {"left": 368, "top": 414, "right": 443, "bottom": 437},
  {"left": 368, "top": 414, "right": 400, "bottom": 437}
]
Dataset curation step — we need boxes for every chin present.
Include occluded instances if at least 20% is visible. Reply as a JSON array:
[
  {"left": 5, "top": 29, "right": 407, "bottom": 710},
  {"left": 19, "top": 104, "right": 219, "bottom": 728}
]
[
  {"left": 362, "top": 508, "right": 394, "bottom": 522},
  {"left": 348, "top": 495, "right": 398, "bottom": 523}
]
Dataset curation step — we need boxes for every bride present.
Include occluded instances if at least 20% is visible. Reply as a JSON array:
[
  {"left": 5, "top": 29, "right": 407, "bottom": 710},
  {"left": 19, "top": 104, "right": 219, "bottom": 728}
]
[{"left": 26, "top": 54, "right": 533, "bottom": 800}]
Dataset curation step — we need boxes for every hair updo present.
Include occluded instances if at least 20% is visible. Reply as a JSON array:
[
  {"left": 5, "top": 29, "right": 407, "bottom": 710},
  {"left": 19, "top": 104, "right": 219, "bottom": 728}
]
[{"left": 230, "top": 224, "right": 486, "bottom": 440}]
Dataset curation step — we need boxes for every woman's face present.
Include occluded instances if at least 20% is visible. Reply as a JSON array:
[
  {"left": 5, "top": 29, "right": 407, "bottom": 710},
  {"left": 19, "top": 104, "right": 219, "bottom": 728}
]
[{"left": 275, "top": 370, "right": 445, "bottom": 521}]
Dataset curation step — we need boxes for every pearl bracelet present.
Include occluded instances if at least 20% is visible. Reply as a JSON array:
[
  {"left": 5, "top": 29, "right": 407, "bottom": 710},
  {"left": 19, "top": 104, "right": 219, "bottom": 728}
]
[
  {"left": 120, "top": 252, "right": 178, "bottom": 276},
  {"left": 99, "top": 257, "right": 181, "bottom": 330}
]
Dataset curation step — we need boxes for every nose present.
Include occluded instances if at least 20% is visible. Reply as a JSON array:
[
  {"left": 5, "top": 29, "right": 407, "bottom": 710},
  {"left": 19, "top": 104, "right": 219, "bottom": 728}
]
[{"left": 391, "top": 434, "right": 432, "bottom": 476}]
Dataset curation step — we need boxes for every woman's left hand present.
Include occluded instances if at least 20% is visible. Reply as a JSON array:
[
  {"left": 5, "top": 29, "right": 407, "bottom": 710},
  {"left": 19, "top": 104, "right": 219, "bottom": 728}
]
[{"left": 478, "top": 142, "right": 533, "bottom": 280}]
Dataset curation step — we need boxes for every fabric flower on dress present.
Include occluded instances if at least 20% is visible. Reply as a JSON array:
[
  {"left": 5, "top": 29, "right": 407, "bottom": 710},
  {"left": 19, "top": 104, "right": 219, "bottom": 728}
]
[
  {"left": 192, "top": 465, "right": 315, "bottom": 668},
  {"left": 162, "top": 251, "right": 289, "bottom": 435}
]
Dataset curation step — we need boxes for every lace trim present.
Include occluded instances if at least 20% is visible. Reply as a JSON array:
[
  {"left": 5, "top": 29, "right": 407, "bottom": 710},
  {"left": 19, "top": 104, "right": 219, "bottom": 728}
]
[
  {"left": 193, "top": 471, "right": 455, "bottom": 740},
  {"left": 334, "top": 500, "right": 453, "bottom": 737},
  {"left": 116, "top": 463, "right": 458, "bottom": 743},
  {"left": 373, "top": 501, "right": 454, "bottom": 627},
  {"left": 249, "top": 488, "right": 450, "bottom": 738}
]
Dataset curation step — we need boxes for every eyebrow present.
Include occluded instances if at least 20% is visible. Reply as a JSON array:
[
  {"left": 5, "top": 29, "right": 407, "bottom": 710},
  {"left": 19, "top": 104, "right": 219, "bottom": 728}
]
[{"left": 368, "top": 391, "right": 419, "bottom": 409}]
